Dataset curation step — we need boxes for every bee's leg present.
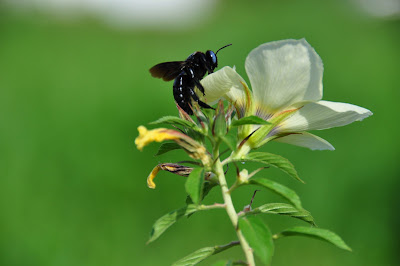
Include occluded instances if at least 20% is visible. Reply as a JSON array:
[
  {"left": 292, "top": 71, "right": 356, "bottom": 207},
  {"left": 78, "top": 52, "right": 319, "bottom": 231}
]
[
  {"left": 194, "top": 78, "right": 206, "bottom": 96},
  {"left": 199, "top": 55, "right": 213, "bottom": 74},
  {"left": 198, "top": 100, "right": 215, "bottom": 110},
  {"left": 190, "top": 89, "right": 215, "bottom": 110}
]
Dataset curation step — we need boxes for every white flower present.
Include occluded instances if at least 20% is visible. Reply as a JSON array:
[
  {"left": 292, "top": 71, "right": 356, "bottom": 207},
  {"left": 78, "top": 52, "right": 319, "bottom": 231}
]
[{"left": 200, "top": 39, "right": 372, "bottom": 155}]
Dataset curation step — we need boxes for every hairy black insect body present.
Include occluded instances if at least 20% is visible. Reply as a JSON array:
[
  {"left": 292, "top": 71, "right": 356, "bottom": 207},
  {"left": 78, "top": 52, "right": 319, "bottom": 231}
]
[{"left": 149, "top": 44, "right": 231, "bottom": 115}]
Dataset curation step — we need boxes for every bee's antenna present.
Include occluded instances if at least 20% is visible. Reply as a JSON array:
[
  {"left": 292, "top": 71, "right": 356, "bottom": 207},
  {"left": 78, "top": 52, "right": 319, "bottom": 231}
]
[{"left": 216, "top": 44, "right": 232, "bottom": 55}]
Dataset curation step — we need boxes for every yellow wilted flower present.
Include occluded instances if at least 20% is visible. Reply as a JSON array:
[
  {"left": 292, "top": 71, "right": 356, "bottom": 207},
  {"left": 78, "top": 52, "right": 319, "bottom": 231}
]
[{"left": 135, "top": 126, "right": 212, "bottom": 167}]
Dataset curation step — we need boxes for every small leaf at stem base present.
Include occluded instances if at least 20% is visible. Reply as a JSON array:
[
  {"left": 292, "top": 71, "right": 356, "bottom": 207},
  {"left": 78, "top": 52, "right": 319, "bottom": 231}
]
[
  {"left": 239, "top": 216, "right": 274, "bottom": 265},
  {"left": 185, "top": 168, "right": 205, "bottom": 205}
]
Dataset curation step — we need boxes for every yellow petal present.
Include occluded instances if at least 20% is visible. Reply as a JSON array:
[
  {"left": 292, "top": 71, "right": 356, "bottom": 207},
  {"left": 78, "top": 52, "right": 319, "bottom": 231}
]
[
  {"left": 135, "top": 126, "right": 180, "bottom": 151},
  {"left": 147, "top": 165, "right": 161, "bottom": 189},
  {"left": 146, "top": 163, "right": 195, "bottom": 189}
]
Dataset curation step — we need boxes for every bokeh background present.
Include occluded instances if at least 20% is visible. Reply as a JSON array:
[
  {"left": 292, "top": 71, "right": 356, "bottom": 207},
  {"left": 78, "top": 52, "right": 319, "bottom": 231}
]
[{"left": 1, "top": 0, "right": 399, "bottom": 265}]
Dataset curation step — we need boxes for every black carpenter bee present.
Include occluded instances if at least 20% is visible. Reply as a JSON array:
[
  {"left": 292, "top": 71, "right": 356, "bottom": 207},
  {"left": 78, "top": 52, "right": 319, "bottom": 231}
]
[{"left": 149, "top": 44, "right": 232, "bottom": 115}]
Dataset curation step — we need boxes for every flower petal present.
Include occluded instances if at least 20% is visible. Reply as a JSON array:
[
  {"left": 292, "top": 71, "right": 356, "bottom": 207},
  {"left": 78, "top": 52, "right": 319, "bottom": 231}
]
[
  {"left": 135, "top": 126, "right": 213, "bottom": 167},
  {"left": 146, "top": 163, "right": 194, "bottom": 189},
  {"left": 274, "top": 132, "right": 335, "bottom": 150},
  {"left": 279, "top": 101, "right": 373, "bottom": 132},
  {"left": 245, "top": 39, "right": 323, "bottom": 113},
  {"left": 147, "top": 165, "right": 161, "bottom": 189},
  {"left": 200, "top": 66, "right": 247, "bottom": 104},
  {"left": 135, "top": 126, "right": 181, "bottom": 151}
]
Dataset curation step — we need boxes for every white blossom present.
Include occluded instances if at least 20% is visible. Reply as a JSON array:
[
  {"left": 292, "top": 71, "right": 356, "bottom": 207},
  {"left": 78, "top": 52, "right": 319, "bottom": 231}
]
[{"left": 201, "top": 39, "right": 372, "bottom": 153}]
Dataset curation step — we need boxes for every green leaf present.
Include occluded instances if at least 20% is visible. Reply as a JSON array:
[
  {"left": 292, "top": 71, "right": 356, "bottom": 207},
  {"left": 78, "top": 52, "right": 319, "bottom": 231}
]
[
  {"left": 148, "top": 205, "right": 198, "bottom": 243},
  {"left": 274, "top": 226, "right": 352, "bottom": 251},
  {"left": 213, "top": 100, "right": 227, "bottom": 137},
  {"left": 241, "top": 152, "right": 303, "bottom": 183},
  {"left": 185, "top": 168, "right": 204, "bottom": 205},
  {"left": 249, "top": 177, "right": 303, "bottom": 209},
  {"left": 150, "top": 116, "right": 203, "bottom": 133},
  {"left": 150, "top": 116, "right": 194, "bottom": 128},
  {"left": 186, "top": 181, "right": 217, "bottom": 205},
  {"left": 239, "top": 216, "right": 274, "bottom": 265},
  {"left": 154, "top": 142, "right": 182, "bottom": 156},
  {"left": 248, "top": 203, "right": 315, "bottom": 226},
  {"left": 173, "top": 241, "right": 239, "bottom": 266},
  {"left": 186, "top": 128, "right": 205, "bottom": 143},
  {"left": 231, "top": 115, "right": 271, "bottom": 127},
  {"left": 172, "top": 247, "right": 215, "bottom": 266}
]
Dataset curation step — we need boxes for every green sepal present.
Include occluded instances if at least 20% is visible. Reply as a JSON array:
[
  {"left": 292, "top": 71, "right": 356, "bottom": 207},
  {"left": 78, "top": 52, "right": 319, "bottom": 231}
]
[
  {"left": 274, "top": 226, "right": 352, "bottom": 251},
  {"left": 237, "top": 152, "right": 303, "bottom": 183},
  {"left": 238, "top": 216, "right": 274, "bottom": 265},
  {"left": 192, "top": 106, "right": 210, "bottom": 133},
  {"left": 185, "top": 168, "right": 204, "bottom": 205},
  {"left": 231, "top": 115, "right": 271, "bottom": 127},
  {"left": 213, "top": 100, "right": 227, "bottom": 138},
  {"left": 154, "top": 142, "right": 182, "bottom": 156},
  {"left": 248, "top": 177, "right": 303, "bottom": 209},
  {"left": 147, "top": 205, "right": 199, "bottom": 244},
  {"left": 201, "top": 108, "right": 215, "bottom": 123},
  {"left": 244, "top": 203, "right": 315, "bottom": 226}
]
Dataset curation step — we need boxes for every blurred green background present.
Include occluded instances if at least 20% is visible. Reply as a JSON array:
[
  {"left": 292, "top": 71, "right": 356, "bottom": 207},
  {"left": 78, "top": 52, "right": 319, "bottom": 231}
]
[{"left": 0, "top": 0, "right": 399, "bottom": 265}]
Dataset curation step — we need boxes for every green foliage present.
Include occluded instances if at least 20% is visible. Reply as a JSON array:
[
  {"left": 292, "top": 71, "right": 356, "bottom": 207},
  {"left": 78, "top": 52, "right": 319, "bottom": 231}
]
[
  {"left": 186, "top": 181, "right": 218, "bottom": 205},
  {"left": 231, "top": 115, "right": 271, "bottom": 127},
  {"left": 154, "top": 142, "right": 182, "bottom": 156},
  {"left": 248, "top": 177, "right": 303, "bottom": 209},
  {"left": 185, "top": 168, "right": 205, "bottom": 205},
  {"left": 244, "top": 203, "right": 315, "bottom": 226},
  {"left": 172, "top": 247, "right": 216, "bottom": 266},
  {"left": 147, "top": 205, "right": 199, "bottom": 244},
  {"left": 238, "top": 152, "right": 303, "bottom": 183},
  {"left": 150, "top": 116, "right": 204, "bottom": 134},
  {"left": 150, "top": 116, "right": 194, "bottom": 128},
  {"left": 173, "top": 242, "right": 239, "bottom": 266},
  {"left": 274, "top": 226, "right": 352, "bottom": 251},
  {"left": 239, "top": 216, "right": 274, "bottom": 265},
  {"left": 144, "top": 102, "right": 351, "bottom": 264}
]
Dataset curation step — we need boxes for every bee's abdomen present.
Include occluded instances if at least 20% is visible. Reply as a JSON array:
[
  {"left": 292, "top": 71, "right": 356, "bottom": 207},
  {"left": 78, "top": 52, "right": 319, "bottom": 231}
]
[{"left": 173, "top": 72, "right": 195, "bottom": 115}]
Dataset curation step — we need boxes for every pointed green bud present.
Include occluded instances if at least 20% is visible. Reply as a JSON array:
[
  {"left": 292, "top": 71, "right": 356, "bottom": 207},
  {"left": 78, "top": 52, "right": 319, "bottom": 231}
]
[{"left": 212, "top": 100, "right": 227, "bottom": 138}]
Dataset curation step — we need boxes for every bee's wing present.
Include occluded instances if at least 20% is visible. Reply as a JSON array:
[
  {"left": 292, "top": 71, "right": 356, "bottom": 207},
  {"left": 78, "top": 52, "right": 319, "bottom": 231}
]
[{"left": 149, "top": 61, "right": 185, "bottom": 81}]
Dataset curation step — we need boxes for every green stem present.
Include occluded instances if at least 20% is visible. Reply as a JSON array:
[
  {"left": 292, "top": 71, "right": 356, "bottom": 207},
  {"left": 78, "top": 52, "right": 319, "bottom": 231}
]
[
  {"left": 213, "top": 145, "right": 255, "bottom": 266},
  {"left": 214, "top": 240, "right": 240, "bottom": 255},
  {"left": 198, "top": 203, "right": 226, "bottom": 210},
  {"left": 228, "top": 181, "right": 240, "bottom": 194}
]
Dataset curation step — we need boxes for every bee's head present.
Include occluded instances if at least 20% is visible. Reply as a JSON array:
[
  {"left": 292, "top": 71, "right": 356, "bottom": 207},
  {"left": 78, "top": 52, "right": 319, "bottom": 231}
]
[
  {"left": 205, "top": 44, "right": 232, "bottom": 73},
  {"left": 205, "top": 50, "right": 218, "bottom": 71}
]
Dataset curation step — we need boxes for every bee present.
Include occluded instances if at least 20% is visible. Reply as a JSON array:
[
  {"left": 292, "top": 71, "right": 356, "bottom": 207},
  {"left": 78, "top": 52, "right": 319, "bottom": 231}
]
[{"left": 149, "top": 44, "right": 232, "bottom": 115}]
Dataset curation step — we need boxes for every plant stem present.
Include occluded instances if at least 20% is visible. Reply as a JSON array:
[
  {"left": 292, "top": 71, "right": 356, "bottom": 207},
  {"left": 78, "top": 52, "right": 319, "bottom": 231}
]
[
  {"left": 213, "top": 145, "right": 255, "bottom": 266},
  {"left": 198, "top": 203, "right": 226, "bottom": 210},
  {"left": 214, "top": 240, "right": 240, "bottom": 255}
]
